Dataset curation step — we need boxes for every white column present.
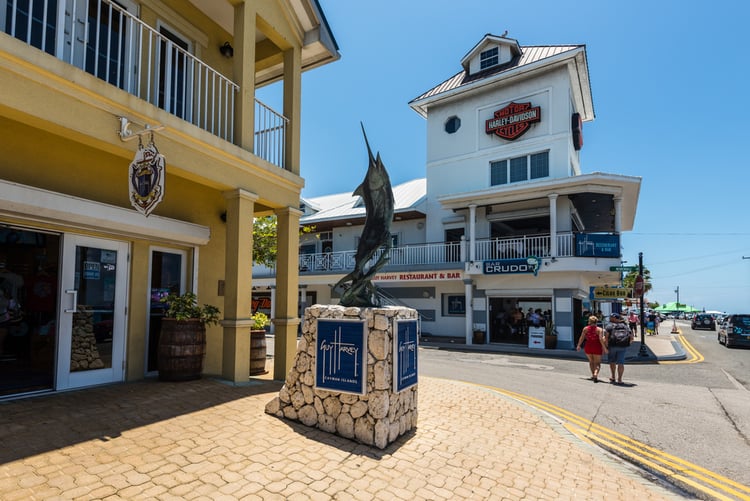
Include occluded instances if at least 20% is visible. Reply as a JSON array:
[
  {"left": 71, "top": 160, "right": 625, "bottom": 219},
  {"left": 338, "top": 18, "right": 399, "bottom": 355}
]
[
  {"left": 613, "top": 196, "right": 623, "bottom": 234},
  {"left": 548, "top": 193, "right": 558, "bottom": 257},
  {"left": 464, "top": 279, "right": 473, "bottom": 345},
  {"left": 469, "top": 204, "right": 477, "bottom": 262}
]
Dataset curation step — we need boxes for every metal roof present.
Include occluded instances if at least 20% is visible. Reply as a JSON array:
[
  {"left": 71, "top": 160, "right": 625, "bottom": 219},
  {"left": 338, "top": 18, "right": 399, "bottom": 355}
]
[
  {"left": 300, "top": 178, "right": 426, "bottom": 224},
  {"left": 410, "top": 44, "right": 587, "bottom": 117}
]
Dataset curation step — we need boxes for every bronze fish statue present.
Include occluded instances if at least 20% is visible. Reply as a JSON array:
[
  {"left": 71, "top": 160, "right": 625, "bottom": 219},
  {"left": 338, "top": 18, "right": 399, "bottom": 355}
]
[{"left": 334, "top": 125, "right": 395, "bottom": 307}]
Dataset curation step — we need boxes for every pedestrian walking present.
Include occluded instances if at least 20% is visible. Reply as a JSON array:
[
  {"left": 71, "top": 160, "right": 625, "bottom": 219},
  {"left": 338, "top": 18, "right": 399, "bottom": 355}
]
[
  {"left": 628, "top": 310, "right": 638, "bottom": 338},
  {"left": 576, "top": 315, "right": 608, "bottom": 382},
  {"left": 605, "top": 313, "right": 634, "bottom": 385}
]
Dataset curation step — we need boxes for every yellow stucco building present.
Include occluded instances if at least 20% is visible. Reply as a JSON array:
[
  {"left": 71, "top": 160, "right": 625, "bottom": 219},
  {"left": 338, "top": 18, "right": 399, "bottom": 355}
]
[{"left": 0, "top": 0, "right": 338, "bottom": 397}]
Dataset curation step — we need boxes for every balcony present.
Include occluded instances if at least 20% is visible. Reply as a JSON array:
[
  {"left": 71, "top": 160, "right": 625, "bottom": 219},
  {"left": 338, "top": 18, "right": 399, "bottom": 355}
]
[
  {"left": 3, "top": 0, "right": 287, "bottom": 168},
  {"left": 251, "top": 232, "right": 621, "bottom": 278}
]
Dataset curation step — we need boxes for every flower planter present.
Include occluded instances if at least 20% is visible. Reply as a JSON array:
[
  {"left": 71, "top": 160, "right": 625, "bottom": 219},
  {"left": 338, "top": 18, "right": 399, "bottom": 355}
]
[
  {"left": 249, "top": 329, "right": 268, "bottom": 376},
  {"left": 473, "top": 330, "right": 485, "bottom": 344},
  {"left": 158, "top": 318, "right": 206, "bottom": 381}
]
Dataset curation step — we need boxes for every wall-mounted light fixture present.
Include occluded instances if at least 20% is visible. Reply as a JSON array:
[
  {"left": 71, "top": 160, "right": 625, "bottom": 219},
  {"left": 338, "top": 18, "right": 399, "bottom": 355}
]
[{"left": 220, "top": 41, "right": 234, "bottom": 58}]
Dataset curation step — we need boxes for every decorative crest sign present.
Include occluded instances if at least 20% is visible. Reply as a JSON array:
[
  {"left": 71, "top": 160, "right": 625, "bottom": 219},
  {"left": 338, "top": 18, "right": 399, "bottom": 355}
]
[
  {"left": 128, "top": 135, "right": 165, "bottom": 217},
  {"left": 485, "top": 101, "right": 541, "bottom": 140}
]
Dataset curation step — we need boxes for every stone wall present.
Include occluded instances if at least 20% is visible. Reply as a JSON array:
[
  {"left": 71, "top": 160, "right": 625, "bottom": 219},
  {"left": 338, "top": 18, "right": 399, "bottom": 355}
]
[
  {"left": 70, "top": 306, "right": 105, "bottom": 371},
  {"left": 265, "top": 305, "right": 418, "bottom": 449}
]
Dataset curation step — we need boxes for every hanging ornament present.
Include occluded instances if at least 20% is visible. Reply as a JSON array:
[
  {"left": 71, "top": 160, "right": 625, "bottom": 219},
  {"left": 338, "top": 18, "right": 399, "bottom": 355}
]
[{"left": 128, "top": 133, "right": 165, "bottom": 217}]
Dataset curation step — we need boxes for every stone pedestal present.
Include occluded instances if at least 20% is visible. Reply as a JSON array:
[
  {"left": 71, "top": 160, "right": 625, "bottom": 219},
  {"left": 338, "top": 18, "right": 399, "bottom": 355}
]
[{"left": 265, "top": 304, "right": 419, "bottom": 449}]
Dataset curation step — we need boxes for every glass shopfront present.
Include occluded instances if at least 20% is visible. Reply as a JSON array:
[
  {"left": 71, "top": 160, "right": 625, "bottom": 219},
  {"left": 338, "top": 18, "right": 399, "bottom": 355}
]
[
  {"left": 488, "top": 296, "right": 552, "bottom": 344},
  {"left": 0, "top": 226, "right": 59, "bottom": 397}
]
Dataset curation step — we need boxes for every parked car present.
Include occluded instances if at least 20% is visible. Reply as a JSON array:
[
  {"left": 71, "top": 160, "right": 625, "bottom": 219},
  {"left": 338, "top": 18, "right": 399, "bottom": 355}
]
[
  {"left": 691, "top": 313, "right": 716, "bottom": 331},
  {"left": 718, "top": 314, "right": 750, "bottom": 348}
]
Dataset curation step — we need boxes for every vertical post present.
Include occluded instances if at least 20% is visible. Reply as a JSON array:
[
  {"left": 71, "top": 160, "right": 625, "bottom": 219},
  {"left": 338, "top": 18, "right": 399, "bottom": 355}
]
[
  {"left": 464, "top": 279, "right": 474, "bottom": 345},
  {"left": 638, "top": 252, "right": 648, "bottom": 357}
]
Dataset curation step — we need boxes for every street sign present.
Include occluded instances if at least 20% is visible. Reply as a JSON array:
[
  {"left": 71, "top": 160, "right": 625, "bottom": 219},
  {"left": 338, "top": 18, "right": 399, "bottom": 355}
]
[
  {"left": 590, "top": 287, "right": 632, "bottom": 299},
  {"left": 609, "top": 266, "right": 637, "bottom": 272},
  {"left": 634, "top": 275, "right": 644, "bottom": 296}
]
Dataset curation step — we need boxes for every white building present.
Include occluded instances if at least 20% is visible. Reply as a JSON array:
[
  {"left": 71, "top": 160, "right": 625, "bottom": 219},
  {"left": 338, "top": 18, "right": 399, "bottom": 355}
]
[{"left": 253, "top": 33, "right": 641, "bottom": 350}]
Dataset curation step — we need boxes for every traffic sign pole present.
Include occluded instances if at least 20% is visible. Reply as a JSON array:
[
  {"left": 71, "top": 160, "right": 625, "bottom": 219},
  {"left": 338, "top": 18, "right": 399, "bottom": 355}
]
[{"left": 638, "top": 252, "right": 648, "bottom": 357}]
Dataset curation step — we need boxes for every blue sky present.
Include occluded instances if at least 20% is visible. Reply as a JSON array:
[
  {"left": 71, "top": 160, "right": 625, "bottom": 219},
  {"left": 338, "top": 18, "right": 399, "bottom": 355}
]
[{"left": 262, "top": 0, "right": 750, "bottom": 313}]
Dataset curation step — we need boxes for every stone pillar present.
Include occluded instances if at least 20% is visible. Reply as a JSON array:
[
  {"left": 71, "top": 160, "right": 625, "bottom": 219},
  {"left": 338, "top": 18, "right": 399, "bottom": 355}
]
[
  {"left": 222, "top": 189, "right": 257, "bottom": 382},
  {"left": 232, "top": 1, "right": 257, "bottom": 150},
  {"left": 265, "top": 305, "right": 419, "bottom": 449},
  {"left": 548, "top": 193, "right": 558, "bottom": 257},
  {"left": 283, "top": 46, "right": 301, "bottom": 174},
  {"left": 468, "top": 204, "right": 477, "bottom": 262},
  {"left": 273, "top": 206, "right": 302, "bottom": 380}
]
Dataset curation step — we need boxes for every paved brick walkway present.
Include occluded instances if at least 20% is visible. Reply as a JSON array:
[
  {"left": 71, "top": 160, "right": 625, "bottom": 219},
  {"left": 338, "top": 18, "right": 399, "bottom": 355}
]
[{"left": 0, "top": 377, "right": 685, "bottom": 500}]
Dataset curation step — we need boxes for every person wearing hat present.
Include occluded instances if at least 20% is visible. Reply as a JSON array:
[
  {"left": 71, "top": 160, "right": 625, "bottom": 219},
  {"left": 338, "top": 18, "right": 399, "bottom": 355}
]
[
  {"left": 605, "top": 313, "right": 634, "bottom": 385},
  {"left": 576, "top": 315, "right": 608, "bottom": 382}
]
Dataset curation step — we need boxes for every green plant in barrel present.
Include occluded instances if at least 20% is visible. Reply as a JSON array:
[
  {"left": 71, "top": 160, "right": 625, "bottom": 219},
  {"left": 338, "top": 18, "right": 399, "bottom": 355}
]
[
  {"left": 251, "top": 311, "right": 269, "bottom": 330},
  {"left": 161, "top": 291, "right": 221, "bottom": 325},
  {"left": 158, "top": 292, "right": 221, "bottom": 381}
]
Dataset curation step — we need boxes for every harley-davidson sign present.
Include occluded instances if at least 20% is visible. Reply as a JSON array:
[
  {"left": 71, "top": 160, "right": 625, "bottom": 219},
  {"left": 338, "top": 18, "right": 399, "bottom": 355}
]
[{"left": 485, "top": 101, "right": 541, "bottom": 140}]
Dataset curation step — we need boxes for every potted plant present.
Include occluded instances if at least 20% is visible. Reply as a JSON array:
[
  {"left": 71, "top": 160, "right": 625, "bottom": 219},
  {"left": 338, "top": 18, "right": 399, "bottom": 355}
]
[
  {"left": 158, "top": 292, "right": 221, "bottom": 381},
  {"left": 472, "top": 326, "right": 486, "bottom": 344},
  {"left": 544, "top": 322, "right": 557, "bottom": 349},
  {"left": 250, "top": 311, "right": 270, "bottom": 376}
]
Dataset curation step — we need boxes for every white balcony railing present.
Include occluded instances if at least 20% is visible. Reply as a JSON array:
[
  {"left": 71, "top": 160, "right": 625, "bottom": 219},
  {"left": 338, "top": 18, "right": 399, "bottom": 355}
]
[
  {"left": 251, "top": 233, "right": 585, "bottom": 276},
  {"left": 4, "top": 0, "right": 287, "bottom": 168}
]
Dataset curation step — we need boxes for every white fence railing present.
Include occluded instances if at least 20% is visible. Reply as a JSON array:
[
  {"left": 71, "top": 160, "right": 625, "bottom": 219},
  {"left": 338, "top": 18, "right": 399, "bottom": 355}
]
[
  {"left": 255, "top": 98, "right": 288, "bottom": 168},
  {"left": 252, "top": 233, "right": 585, "bottom": 276},
  {"left": 4, "top": 0, "right": 288, "bottom": 168}
]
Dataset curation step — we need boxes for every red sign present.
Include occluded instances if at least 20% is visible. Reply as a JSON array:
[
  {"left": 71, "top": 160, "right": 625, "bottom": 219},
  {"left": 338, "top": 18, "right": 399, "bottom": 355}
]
[
  {"left": 485, "top": 101, "right": 541, "bottom": 140},
  {"left": 572, "top": 112, "right": 583, "bottom": 150},
  {"left": 634, "top": 275, "right": 644, "bottom": 296}
]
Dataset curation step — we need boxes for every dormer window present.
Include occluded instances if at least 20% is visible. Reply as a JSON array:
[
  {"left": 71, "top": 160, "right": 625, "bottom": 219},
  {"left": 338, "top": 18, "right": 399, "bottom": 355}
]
[{"left": 480, "top": 47, "right": 499, "bottom": 69}]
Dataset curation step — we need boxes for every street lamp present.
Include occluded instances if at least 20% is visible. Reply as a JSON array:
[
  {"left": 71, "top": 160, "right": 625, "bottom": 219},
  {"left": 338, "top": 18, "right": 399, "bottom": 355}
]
[{"left": 671, "top": 286, "right": 679, "bottom": 334}]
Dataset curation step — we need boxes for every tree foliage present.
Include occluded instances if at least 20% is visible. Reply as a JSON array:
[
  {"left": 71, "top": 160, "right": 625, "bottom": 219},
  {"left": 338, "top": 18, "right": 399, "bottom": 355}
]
[
  {"left": 623, "top": 267, "right": 652, "bottom": 296},
  {"left": 252, "top": 215, "right": 314, "bottom": 267}
]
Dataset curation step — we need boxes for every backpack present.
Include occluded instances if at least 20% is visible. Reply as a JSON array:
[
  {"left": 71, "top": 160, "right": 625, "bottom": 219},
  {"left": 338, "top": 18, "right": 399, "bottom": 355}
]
[{"left": 609, "top": 323, "right": 631, "bottom": 347}]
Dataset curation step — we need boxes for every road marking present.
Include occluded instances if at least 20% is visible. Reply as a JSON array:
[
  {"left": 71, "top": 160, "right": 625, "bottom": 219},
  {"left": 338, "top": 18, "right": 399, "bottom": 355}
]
[
  {"left": 660, "top": 333, "right": 704, "bottom": 364},
  {"left": 473, "top": 383, "right": 750, "bottom": 500}
]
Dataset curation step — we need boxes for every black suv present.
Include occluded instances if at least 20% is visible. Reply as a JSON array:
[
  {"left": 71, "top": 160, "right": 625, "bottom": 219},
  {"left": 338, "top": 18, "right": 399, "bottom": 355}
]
[
  {"left": 691, "top": 313, "right": 716, "bottom": 331},
  {"left": 718, "top": 314, "right": 750, "bottom": 348}
]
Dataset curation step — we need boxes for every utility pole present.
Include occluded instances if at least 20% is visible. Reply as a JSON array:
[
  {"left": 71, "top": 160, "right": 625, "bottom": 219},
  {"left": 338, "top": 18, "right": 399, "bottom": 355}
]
[{"left": 671, "top": 286, "right": 679, "bottom": 334}]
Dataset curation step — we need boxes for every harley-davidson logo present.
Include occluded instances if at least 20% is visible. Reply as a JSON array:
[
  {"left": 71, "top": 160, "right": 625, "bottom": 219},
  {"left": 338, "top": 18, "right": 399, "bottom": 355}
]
[{"left": 485, "top": 101, "right": 541, "bottom": 140}]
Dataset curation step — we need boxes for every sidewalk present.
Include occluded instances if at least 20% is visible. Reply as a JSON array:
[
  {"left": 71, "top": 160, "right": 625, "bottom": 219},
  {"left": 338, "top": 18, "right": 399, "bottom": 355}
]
[
  {"left": 420, "top": 322, "right": 686, "bottom": 363},
  {"left": 0, "top": 326, "right": 690, "bottom": 500}
]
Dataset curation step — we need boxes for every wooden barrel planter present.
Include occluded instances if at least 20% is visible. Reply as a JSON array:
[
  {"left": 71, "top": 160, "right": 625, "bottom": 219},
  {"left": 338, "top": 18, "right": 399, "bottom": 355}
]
[
  {"left": 249, "top": 330, "right": 268, "bottom": 376},
  {"left": 158, "top": 318, "right": 206, "bottom": 381}
]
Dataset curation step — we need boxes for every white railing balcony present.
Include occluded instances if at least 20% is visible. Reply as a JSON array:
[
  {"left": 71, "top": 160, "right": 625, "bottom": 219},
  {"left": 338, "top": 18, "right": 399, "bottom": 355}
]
[
  {"left": 3, "top": 0, "right": 288, "bottom": 168},
  {"left": 296, "top": 241, "right": 462, "bottom": 274},
  {"left": 475, "top": 234, "right": 558, "bottom": 260},
  {"left": 255, "top": 98, "right": 288, "bottom": 168}
]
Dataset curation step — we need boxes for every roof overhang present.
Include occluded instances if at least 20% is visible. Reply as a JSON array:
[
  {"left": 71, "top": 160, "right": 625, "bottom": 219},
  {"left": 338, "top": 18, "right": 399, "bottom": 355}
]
[
  {"left": 437, "top": 172, "right": 641, "bottom": 231},
  {"left": 187, "top": 0, "right": 340, "bottom": 85}
]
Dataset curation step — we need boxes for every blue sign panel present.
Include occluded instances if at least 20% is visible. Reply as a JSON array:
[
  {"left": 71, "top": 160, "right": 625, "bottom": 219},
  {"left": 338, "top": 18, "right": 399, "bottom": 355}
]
[
  {"left": 484, "top": 257, "right": 540, "bottom": 276},
  {"left": 393, "top": 319, "right": 419, "bottom": 392},
  {"left": 315, "top": 319, "right": 367, "bottom": 394},
  {"left": 575, "top": 233, "right": 620, "bottom": 257}
]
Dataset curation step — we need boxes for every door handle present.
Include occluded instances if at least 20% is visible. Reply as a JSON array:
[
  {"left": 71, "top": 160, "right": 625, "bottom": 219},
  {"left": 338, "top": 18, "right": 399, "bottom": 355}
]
[{"left": 64, "top": 289, "right": 78, "bottom": 313}]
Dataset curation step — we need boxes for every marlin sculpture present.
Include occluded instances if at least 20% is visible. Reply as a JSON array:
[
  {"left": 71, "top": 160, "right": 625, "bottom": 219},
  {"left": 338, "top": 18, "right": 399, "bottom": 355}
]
[{"left": 334, "top": 125, "right": 395, "bottom": 307}]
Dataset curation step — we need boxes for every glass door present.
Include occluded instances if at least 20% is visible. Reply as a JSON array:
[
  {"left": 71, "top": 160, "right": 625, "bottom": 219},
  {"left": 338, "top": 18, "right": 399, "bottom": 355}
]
[
  {"left": 56, "top": 235, "right": 128, "bottom": 390},
  {"left": 146, "top": 248, "right": 185, "bottom": 374}
]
